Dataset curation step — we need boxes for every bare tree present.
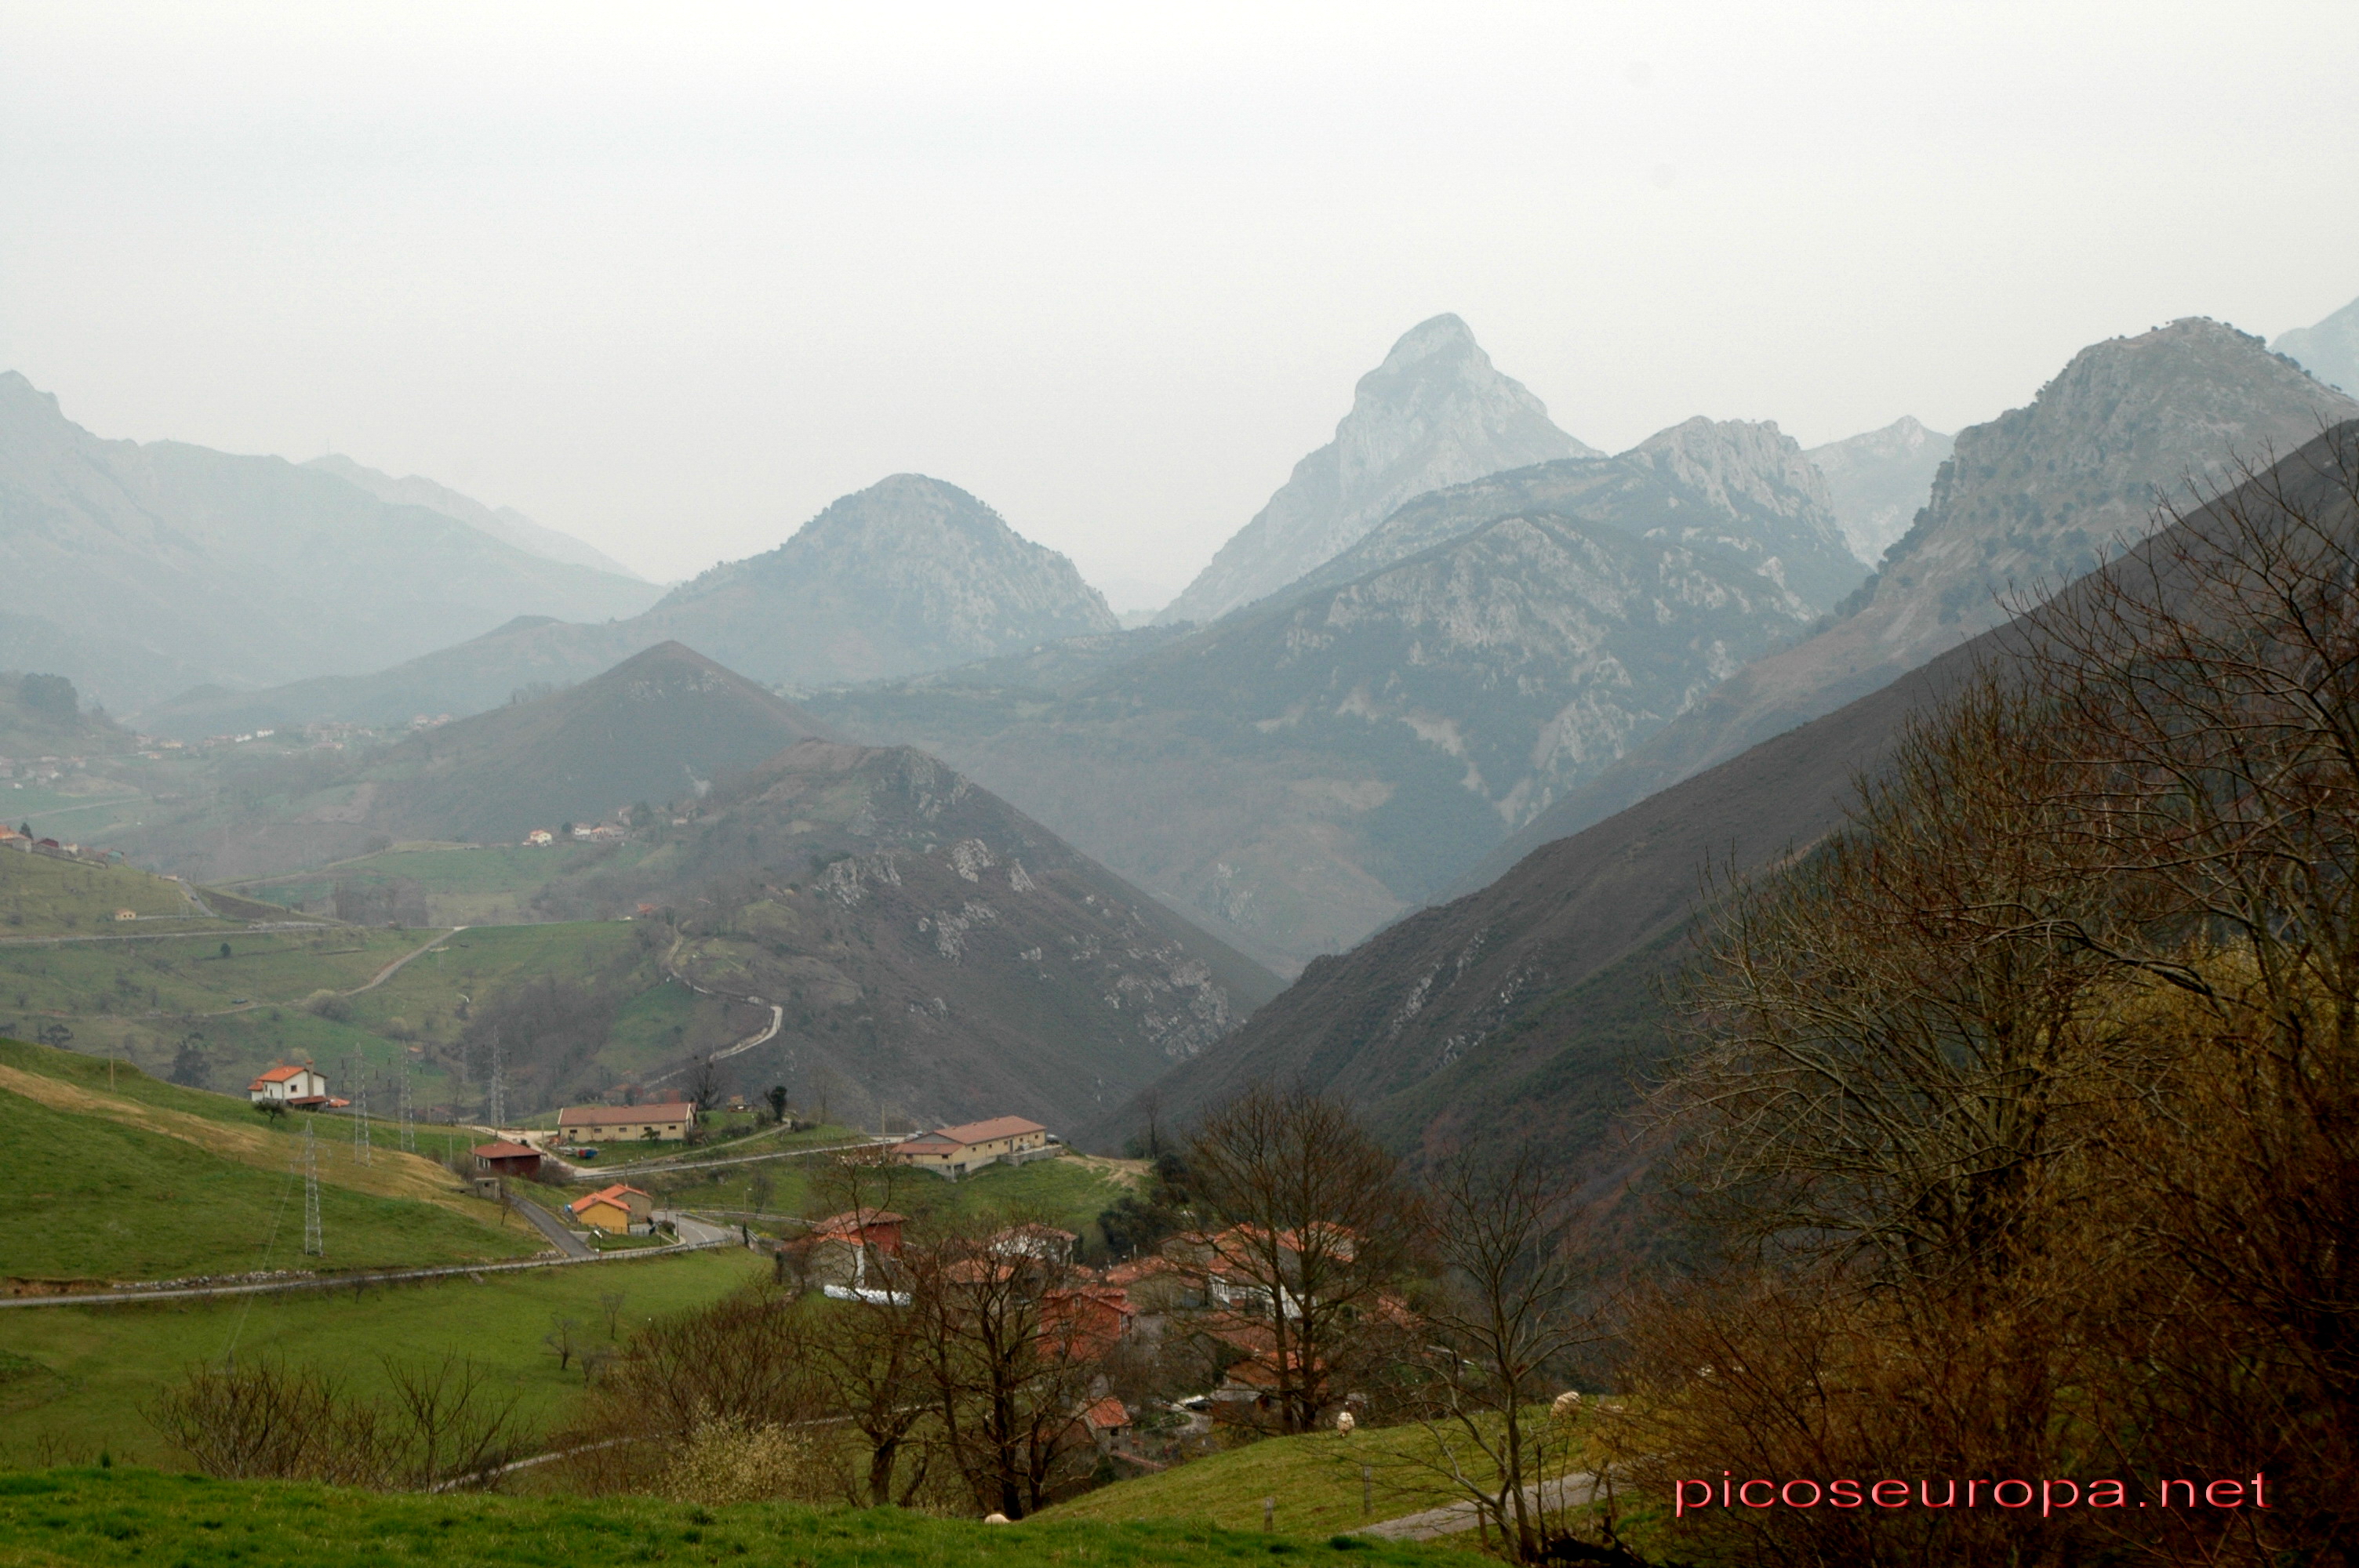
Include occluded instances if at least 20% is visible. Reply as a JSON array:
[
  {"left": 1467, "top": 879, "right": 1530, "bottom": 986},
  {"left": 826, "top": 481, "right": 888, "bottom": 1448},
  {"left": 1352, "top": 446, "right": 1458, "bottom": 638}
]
[
  {"left": 911, "top": 1218, "right": 1105, "bottom": 1518},
  {"left": 1184, "top": 1084, "right": 1417, "bottom": 1433},
  {"left": 686, "top": 1054, "right": 724, "bottom": 1116},
  {"left": 1398, "top": 1149, "right": 1604, "bottom": 1564}
]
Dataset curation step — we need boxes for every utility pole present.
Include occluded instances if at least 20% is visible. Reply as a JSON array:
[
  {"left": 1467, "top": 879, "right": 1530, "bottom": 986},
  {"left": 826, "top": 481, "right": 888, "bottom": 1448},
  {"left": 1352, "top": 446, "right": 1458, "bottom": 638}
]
[{"left": 301, "top": 1116, "right": 324, "bottom": 1257}]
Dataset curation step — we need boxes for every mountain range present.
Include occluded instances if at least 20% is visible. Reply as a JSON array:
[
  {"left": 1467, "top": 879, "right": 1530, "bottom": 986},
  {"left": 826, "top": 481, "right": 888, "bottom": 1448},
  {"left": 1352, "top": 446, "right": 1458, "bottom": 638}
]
[
  {"left": 1158, "top": 315, "right": 1597, "bottom": 626},
  {"left": 0, "top": 372, "right": 661, "bottom": 709},
  {"left": 137, "top": 474, "right": 1117, "bottom": 737},
  {"left": 1089, "top": 418, "right": 2359, "bottom": 1168},
  {"left": 1456, "top": 316, "right": 2359, "bottom": 891},
  {"left": 811, "top": 416, "right": 1849, "bottom": 969}
]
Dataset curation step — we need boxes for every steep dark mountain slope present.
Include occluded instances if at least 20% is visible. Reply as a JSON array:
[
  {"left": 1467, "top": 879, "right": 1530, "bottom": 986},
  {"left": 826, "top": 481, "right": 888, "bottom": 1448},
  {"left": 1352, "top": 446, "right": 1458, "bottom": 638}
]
[
  {"left": 1458, "top": 318, "right": 2359, "bottom": 892},
  {"left": 1088, "top": 423, "right": 2359, "bottom": 1163},
  {"left": 532, "top": 739, "right": 1286, "bottom": 1130},
  {"left": 1159, "top": 315, "right": 1595, "bottom": 625},
  {"left": 1806, "top": 416, "right": 1952, "bottom": 567},
  {"left": 812, "top": 420, "right": 1836, "bottom": 971},
  {"left": 0, "top": 373, "right": 658, "bottom": 708},
  {"left": 136, "top": 474, "right": 1116, "bottom": 737}
]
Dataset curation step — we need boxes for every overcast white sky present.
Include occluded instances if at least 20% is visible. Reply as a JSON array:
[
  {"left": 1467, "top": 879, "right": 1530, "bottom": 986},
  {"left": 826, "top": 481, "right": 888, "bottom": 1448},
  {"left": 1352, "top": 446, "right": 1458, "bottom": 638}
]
[{"left": 4, "top": 2, "right": 2356, "bottom": 604}]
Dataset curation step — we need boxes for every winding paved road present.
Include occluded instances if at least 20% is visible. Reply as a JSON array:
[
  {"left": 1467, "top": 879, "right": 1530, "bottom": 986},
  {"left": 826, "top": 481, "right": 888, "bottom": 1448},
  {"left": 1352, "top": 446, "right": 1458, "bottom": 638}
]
[{"left": 511, "top": 1194, "right": 594, "bottom": 1258}]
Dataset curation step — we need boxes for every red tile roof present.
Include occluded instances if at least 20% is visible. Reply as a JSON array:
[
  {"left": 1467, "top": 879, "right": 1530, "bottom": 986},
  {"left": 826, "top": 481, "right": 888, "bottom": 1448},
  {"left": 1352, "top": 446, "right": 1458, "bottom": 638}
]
[
  {"left": 569, "top": 1183, "right": 651, "bottom": 1216},
  {"left": 471, "top": 1141, "right": 540, "bottom": 1160},
  {"left": 250, "top": 1064, "right": 310, "bottom": 1085},
  {"left": 1082, "top": 1396, "right": 1130, "bottom": 1431}
]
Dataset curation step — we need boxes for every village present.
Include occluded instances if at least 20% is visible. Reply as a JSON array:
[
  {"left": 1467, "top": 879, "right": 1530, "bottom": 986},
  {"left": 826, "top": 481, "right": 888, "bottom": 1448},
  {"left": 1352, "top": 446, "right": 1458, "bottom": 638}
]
[{"left": 238, "top": 1059, "right": 1400, "bottom": 1476}]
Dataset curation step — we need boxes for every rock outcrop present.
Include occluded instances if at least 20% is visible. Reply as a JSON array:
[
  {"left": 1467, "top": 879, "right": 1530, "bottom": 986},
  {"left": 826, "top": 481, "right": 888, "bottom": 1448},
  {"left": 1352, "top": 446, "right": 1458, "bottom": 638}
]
[{"left": 1158, "top": 315, "right": 1594, "bottom": 625}]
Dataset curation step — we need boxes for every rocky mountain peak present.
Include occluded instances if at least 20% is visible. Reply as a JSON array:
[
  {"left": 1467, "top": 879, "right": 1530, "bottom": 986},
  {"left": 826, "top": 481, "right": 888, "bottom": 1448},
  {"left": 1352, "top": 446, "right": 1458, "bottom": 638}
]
[
  {"left": 1158, "top": 316, "right": 1595, "bottom": 626},
  {"left": 1806, "top": 416, "right": 1955, "bottom": 566},
  {"left": 639, "top": 473, "right": 1117, "bottom": 687},
  {"left": 1615, "top": 417, "right": 1862, "bottom": 611}
]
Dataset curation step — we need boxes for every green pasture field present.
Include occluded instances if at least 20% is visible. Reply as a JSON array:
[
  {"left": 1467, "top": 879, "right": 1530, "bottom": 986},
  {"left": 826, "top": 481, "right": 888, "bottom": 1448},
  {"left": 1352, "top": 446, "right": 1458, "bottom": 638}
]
[
  {"left": 0, "top": 916, "right": 745, "bottom": 1125},
  {"left": 0, "top": 1089, "right": 539, "bottom": 1285},
  {"left": 0, "top": 1468, "right": 1459, "bottom": 1568},
  {"left": 0, "top": 927, "right": 430, "bottom": 1022},
  {"left": 0, "top": 1250, "right": 767, "bottom": 1467},
  {"left": 0, "top": 848, "right": 241, "bottom": 938},
  {"left": 643, "top": 1148, "right": 1135, "bottom": 1251},
  {"left": 229, "top": 841, "right": 660, "bottom": 926},
  {"left": 1041, "top": 1416, "right": 1600, "bottom": 1537}
]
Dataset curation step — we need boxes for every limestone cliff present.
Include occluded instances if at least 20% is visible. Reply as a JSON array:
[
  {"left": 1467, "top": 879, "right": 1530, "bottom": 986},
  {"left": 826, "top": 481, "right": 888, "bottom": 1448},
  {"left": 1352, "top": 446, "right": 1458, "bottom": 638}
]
[{"left": 1159, "top": 315, "right": 1594, "bottom": 625}]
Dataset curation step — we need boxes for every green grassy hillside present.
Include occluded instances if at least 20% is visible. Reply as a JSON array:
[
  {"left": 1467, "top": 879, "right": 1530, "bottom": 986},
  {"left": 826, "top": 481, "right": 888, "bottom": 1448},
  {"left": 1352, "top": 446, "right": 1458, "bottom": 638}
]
[
  {"left": 0, "top": 1089, "right": 540, "bottom": 1285},
  {"left": 0, "top": 1037, "right": 540, "bottom": 1284},
  {"left": 0, "top": 847, "right": 247, "bottom": 938},
  {"left": 227, "top": 841, "right": 662, "bottom": 926},
  {"left": 0, "top": 915, "right": 747, "bottom": 1124},
  {"left": 1040, "top": 1420, "right": 1590, "bottom": 1537},
  {"left": 0, "top": 1468, "right": 1457, "bottom": 1568},
  {"left": 0, "top": 1250, "right": 765, "bottom": 1466}
]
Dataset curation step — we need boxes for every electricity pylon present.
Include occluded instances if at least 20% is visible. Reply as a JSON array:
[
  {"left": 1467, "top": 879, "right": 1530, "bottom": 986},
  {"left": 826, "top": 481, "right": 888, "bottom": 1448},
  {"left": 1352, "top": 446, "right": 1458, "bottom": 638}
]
[
  {"left": 398, "top": 1058, "right": 416, "bottom": 1153},
  {"left": 300, "top": 1116, "right": 324, "bottom": 1257},
  {"left": 489, "top": 1025, "right": 505, "bottom": 1129},
  {"left": 352, "top": 1048, "right": 371, "bottom": 1165}
]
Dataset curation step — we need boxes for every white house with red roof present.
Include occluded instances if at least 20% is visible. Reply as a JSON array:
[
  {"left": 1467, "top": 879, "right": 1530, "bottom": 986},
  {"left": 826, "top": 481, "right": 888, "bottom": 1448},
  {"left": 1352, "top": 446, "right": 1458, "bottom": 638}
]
[{"left": 248, "top": 1063, "right": 328, "bottom": 1107}]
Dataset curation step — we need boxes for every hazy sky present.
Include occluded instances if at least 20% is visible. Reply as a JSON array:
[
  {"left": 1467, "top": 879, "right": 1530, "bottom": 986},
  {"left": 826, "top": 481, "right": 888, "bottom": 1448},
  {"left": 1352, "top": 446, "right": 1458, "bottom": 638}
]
[{"left": 5, "top": 3, "right": 2356, "bottom": 605}]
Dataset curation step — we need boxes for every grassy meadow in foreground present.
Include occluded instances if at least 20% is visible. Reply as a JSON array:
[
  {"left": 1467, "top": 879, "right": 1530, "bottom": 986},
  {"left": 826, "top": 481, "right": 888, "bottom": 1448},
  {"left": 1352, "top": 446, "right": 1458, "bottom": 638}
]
[
  {"left": 0, "top": 1468, "right": 1462, "bottom": 1568},
  {"left": 0, "top": 1250, "right": 767, "bottom": 1467}
]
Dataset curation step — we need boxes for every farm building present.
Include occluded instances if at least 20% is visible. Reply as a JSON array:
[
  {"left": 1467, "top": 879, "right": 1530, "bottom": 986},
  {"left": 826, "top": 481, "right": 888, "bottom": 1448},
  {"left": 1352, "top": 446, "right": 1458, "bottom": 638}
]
[
  {"left": 471, "top": 1140, "right": 543, "bottom": 1179},
  {"left": 557, "top": 1102, "right": 696, "bottom": 1142},
  {"left": 889, "top": 1116, "right": 1052, "bottom": 1178}
]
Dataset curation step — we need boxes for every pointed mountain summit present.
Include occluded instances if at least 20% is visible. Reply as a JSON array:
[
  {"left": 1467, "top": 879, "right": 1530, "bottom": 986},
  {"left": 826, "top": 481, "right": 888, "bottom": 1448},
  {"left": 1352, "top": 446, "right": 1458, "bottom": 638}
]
[
  {"left": 2274, "top": 292, "right": 2359, "bottom": 395},
  {"left": 1807, "top": 415, "right": 1954, "bottom": 566},
  {"left": 358, "top": 641, "right": 831, "bottom": 846},
  {"left": 641, "top": 474, "right": 1117, "bottom": 686},
  {"left": 1158, "top": 315, "right": 1596, "bottom": 625},
  {"left": 1460, "top": 316, "right": 2359, "bottom": 887},
  {"left": 129, "top": 641, "right": 832, "bottom": 877}
]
